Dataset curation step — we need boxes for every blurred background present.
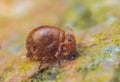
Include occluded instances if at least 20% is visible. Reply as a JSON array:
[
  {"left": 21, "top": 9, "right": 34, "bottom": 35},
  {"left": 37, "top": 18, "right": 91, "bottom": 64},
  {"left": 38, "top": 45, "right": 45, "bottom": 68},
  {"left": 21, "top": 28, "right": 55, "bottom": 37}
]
[{"left": 0, "top": 0, "right": 120, "bottom": 82}]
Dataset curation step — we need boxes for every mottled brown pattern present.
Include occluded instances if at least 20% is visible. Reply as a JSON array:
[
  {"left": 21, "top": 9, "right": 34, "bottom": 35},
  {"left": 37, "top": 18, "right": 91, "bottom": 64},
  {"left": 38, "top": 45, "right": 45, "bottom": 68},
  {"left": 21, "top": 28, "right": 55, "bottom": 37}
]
[{"left": 26, "top": 25, "right": 76, "bottom": 70}]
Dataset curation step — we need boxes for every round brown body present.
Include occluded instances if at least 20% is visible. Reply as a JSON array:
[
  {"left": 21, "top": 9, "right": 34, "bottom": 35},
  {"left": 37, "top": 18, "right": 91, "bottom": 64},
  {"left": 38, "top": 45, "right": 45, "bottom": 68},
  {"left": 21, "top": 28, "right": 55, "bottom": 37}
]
[{"left": 26, "top": 25, "right": 76, "bottom": 66}]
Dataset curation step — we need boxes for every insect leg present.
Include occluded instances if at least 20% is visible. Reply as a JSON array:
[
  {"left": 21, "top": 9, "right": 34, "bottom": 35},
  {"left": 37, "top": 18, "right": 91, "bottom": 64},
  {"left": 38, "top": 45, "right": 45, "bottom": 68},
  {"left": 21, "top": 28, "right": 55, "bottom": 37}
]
[
  {"left": 54, "top": 43, "right": 66, "bottom": 66},
  {"left": 39, "top": 60, "right": 43, "bottom": 70},
  {"left": 39, "top": 57, "right": 46, "bottom": 70},
  {"left": 54, "top": 52, "right": 61, "bottom": 66},
  {"left": 58, "top": 43, "right": 64, "bottom": 52}
]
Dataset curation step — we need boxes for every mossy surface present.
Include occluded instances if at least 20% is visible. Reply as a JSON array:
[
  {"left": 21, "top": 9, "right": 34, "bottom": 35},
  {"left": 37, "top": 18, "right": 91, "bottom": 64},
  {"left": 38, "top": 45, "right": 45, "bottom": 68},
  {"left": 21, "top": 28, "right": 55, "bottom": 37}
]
[
  {"left": 0, "top": 0, "right": 120, "bottom": 82},
  {"left": 28, "top": 25, "right": 120, "bottom": 82}
]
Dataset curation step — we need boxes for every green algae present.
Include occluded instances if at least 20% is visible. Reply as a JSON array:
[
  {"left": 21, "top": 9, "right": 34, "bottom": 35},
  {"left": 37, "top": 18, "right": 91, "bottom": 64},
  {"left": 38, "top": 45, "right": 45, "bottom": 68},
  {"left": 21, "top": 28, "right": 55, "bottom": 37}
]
[{"left": 30, "top": 67, "right": 64, "bottom": 82}]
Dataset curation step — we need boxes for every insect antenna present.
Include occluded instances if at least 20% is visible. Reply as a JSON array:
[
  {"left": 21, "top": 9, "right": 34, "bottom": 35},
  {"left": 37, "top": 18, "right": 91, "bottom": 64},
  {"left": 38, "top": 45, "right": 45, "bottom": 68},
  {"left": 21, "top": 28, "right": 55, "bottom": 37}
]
[{"left": 66, "top": 26, "right": 75, "bottom": 36}]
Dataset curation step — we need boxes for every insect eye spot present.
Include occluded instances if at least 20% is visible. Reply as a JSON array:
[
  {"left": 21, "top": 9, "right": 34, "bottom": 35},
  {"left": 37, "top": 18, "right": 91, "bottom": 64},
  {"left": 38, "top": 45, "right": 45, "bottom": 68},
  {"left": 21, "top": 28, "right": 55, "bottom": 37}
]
[{"left": 68, "top": 38, "right": 72, "bottom": 42}]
